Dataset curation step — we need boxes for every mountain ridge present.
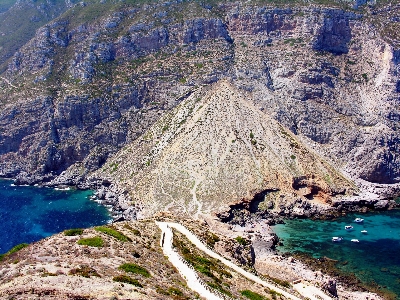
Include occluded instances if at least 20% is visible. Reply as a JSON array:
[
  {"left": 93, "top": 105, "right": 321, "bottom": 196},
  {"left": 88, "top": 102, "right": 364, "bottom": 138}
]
[{"left": 0, "top": 0, "right": 399, "bottom": 217}]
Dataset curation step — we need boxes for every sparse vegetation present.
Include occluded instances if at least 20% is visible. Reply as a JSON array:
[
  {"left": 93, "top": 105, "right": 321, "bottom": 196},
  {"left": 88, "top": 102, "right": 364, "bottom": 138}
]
[
  {"left": 95, "top": 226, "right": 132, "bottom": 242},
  {"left": 77, "top": 236, "right": 104, "bottom": 247},
  {"left": 205, "top": 232, "right": 220, "bottom": 247},
  {"left": 69, "top": 265, "right": 100, "bottom": 278},
  {"left": 119, "top": 263, "right": 151, "bottom": 278},
  {"left": 167, "top": 287, "right": 184, "bottom": 296},
  {"left": 235, "top": 236, "right": 247, "bottom": 246},
  {"left": 113, "top": 275, "right": 143, "bottom": 287},
  {"left": 207, "top": 282, "right": 232, "bottom": 297},
  {"left": 241, "top": 290, "right": 267, "bottom": 300},
  {"left": 64, "top": 228, "right": 84, "bottom": 236},
  {"left": 110, "top": 162, "right": 119, "bottom": 173},
  {"left": 269, "top": 289, "right": 282, "bottom": 299},
  {"left": 173, "top": 232, "right": 236, "bottom": 297},
  {"left": 0, "top": 243, "right": 29, "bottom": 261},
  {"left": 264, "top": 274, "right": 292, "bottom": 288},
  {"left": 123, "top": 224, "right": 142, "bottom": 236}
]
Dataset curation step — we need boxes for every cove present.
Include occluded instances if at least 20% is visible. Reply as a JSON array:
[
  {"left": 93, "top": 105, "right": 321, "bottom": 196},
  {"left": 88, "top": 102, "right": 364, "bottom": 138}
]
[
  {"left": 0, "top": 179, "right": 111, "bottom": 253},
  {"left": 273, "top": 210, "right": 400, "bottom": 298}
]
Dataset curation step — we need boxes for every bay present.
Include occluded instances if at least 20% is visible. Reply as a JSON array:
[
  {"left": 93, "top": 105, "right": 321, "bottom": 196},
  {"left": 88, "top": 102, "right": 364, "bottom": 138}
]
[
  {"left": 0, "top": 179, "right": 111, "bottom": 253},
  {"left": 273, "top": 210, "right": 400, "bottom": 297}
]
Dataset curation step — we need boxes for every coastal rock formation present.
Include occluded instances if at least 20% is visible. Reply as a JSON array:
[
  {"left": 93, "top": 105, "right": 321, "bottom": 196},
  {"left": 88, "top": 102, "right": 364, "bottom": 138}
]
[{"left": 0, "top": 0, "right": 399, "bottom": 215}]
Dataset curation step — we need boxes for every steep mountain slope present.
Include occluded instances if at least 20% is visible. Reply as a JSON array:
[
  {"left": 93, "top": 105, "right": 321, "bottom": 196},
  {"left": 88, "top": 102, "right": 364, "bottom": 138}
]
[
  {"left": 95, "top": 81, "right": 355, "bottom": 218},
  {"left": 0, "top": 0, "right": 77, "bottom": 68},
  {"left": 0, "top": 0, "right": 399, "bottom": 202}
]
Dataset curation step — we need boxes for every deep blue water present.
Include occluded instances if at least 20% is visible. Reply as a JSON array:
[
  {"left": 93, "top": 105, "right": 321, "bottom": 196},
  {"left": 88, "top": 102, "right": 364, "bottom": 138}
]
[
  {"left": 0, "top": 179, "right": 111, "bottom": 253},
  {"left": 273, "top": 210, "right": 400, "bottom": 297}
]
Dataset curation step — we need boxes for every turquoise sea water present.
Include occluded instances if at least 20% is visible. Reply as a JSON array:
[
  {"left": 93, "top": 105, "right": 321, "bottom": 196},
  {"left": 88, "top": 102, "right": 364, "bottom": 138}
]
[
  {"left": 273, "top": 210, "right": 400, "bottom": 297},
  {"left": 0, "top": 179, "right": 111, "bottom": 253}
]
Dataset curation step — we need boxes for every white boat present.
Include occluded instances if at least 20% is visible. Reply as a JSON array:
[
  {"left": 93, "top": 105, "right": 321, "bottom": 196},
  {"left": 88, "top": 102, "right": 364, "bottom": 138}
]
[
  {"left": 351, "top": 239, "right": 359, "bottom": 243},
  {"left": 345, "top": 225, "right": 354, "bottom": 231},
  {"left": 332, "top": 237, "right": 343, "bottom": 242},
  {"left": 361, "top": 230, "right": 368, "bottom": 234},
  {"left": 354, "top": 218, "right": 364, "bottom": 223}
]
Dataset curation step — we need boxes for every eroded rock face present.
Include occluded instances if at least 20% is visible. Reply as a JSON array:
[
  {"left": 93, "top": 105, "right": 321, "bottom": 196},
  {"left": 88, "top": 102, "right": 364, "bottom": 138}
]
[
  {"left": 0, "top": 1, "right": 399, "bottom": 205},
  {"left": 313, "top": 9, "right": 355, "bottom": 54}
]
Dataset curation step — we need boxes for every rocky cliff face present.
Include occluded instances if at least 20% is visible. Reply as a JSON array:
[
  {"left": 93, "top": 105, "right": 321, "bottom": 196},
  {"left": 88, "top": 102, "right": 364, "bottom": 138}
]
[{"left": 0, "top": 0, "right": 399, "bottom": 213}]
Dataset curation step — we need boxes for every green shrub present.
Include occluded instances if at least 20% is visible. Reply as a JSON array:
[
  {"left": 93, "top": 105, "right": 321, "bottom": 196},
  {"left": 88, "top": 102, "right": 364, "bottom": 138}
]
[
  {"left": 7, "top": 243, "right": 29, "bottom": 255},
  {"left": 241, "top": 290, "right": 266, "bottom": 300},
  {"left": 265, "top": 275, "right": 292, "bottom": 288},
  {"left": 235, "top": 236, "right": 247, "bottom": 246},
  {"left": 0, "top": 243, "right": 29, "bottom": 261},
  {"left": 69, "top": 265, "right": 100, "bottom": 278},
  {"left": 290, "top": 155, "right": 296, "bottom": 160},
  {"left": 95, "top": 226, "right": 132, "bottom": 242},
  {"left": 77, "top": 236, "right": 104, "bottom": 247},
  {"left": 123, "top": 224, "right": 141, "bottom": 236},
  {"left": 168, "top": 287, "right": 183, "bottom": 296},
  {"left": 119, "top": 263, "right": 151, "bottom": 277},
  {"left": 156, "top": 286, "right": 169, "bottom": 295},
  {"left": 195, "top": 265, "right": 214, "bottom": 277},
  {"left": 207, "top": 282, "right": 232, "bottom": 297},
  {"left": 362, "top": 73, "right": 368, "bottom": 81},
  {"left": 270, "top": 289, "right": 282, "bottom": 299},
  {"left": 113, "top": 275, "right": 143, "bottom": 287},
  {"left": 64, "top": 228, "right": 84, "bottom": 236}
]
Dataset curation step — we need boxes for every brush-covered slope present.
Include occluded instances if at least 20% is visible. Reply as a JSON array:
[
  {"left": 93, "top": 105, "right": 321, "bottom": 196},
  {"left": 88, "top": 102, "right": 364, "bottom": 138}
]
[
  {"left": 96, "top": 81, "right": 355, "bottom": 218},
  {"left": 0, "top": 218, "right": 282, "bottom": 300}
]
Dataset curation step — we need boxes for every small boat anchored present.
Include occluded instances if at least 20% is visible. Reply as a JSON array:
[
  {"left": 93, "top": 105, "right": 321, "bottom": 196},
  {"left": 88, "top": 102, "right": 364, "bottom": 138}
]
[
  {"left": 354, "top": 218, "right": 364, "bottom": 223},
  {"left": 345, "top": 225, "right": 354, "bottom": 231},
  {"left": 361, "top": 230, "right": 368, "bottom": 234},
  {"left": 332, "top": 237, "right": 343, "bottom": 242},
  {"left": 351, "top": 239, "right": 360, "bottom": 243}
]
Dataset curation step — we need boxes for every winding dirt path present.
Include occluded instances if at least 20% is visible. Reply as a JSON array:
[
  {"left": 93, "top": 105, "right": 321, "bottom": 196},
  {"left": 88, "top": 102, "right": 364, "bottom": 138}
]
[
  {"left": 157, "top": 221, "right": 304, "bottom": 300},
  {"left": 156, "top": 222, "right": 223, "bottom": 300}
]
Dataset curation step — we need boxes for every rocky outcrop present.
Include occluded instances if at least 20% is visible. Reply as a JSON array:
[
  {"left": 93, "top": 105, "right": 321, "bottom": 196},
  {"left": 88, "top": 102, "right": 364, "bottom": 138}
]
[{"left": 313, "top": 9, "right": 356, "bottom": 54}]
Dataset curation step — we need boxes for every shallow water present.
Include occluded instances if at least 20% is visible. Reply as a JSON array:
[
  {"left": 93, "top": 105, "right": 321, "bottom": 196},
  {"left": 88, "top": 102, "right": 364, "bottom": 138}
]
[
  {"left": 0, "top": 179, "right": 111, "bottom": 253},
  {"left": 273, "top": 210, "right": 400, "bottom": 298}
]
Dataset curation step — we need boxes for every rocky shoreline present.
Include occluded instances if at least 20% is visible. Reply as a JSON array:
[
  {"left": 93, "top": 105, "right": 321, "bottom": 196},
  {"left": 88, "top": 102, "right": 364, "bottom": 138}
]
[
  {"left": 4, "top": 171, "right": 400, "bottom": 224},
  {"left": 2, "top": 175, "right": 399, "bottom": 299}
]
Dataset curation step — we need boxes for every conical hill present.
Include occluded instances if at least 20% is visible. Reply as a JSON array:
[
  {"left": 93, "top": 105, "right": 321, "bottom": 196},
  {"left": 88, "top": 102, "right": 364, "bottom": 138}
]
[{"left": 96, "top": 80, "right": 355, "bottom": 218}]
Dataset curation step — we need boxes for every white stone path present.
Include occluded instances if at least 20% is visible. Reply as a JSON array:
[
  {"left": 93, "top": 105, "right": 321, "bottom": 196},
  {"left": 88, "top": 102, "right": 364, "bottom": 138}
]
[
  {"left": 156, "top": 222, "right": 223, "bottom": 300},
  {"left": 156, "top": 221, "right": 304, "bottom": 300}
]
